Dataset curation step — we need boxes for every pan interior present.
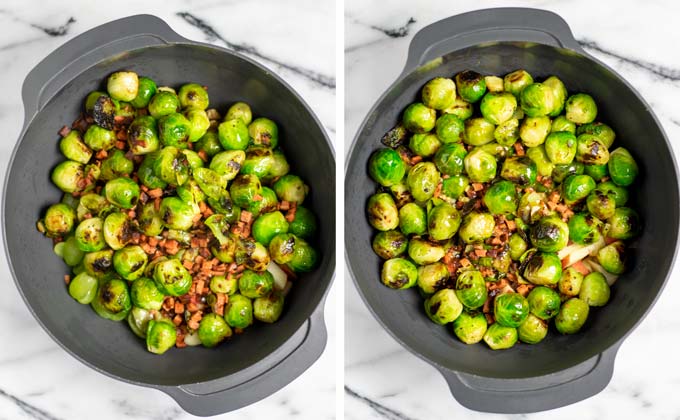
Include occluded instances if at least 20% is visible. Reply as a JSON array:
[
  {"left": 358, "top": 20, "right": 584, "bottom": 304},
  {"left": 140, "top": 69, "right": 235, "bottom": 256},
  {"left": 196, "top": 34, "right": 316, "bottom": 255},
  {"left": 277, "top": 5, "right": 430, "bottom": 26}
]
[
  {"left": 346, "top": 42, "right": 678, "bottom": 378},
  {"left": 5, "top": 44, "right": 335, "bottom": 386}
]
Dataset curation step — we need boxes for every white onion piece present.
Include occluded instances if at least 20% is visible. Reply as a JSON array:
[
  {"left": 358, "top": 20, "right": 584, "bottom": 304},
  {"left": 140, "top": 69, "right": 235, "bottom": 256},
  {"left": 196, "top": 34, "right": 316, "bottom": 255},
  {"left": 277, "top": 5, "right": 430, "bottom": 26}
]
[
  {"left": 583, "top": 259, "right": 619, "bottom": 285},
  {"left": 267, "top": 262, "right": 288, "bottom": 291},
  {"left": 184, "top": 331, "right": 202, "bottom": 346}
]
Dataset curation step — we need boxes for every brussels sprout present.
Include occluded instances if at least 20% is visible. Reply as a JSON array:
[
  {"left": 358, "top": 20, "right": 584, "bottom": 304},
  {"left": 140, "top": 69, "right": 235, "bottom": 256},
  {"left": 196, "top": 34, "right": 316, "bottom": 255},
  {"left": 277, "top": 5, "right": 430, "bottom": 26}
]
[
  {"left": 421, "top": 77, "right": 456, "bottom": 110},
  {"left": 379, "top": 257, "right": 417, "bottom": 289},
  {"left": 453, "top": 311, "right": 488, "bottom": 344},
  {"left": 226, "top": 102, "right": 253, "bottom": 125},
  {"left": 543, "top": 76, "right": 568, "bottom": 117},
  {"left": 518, "top": 314, "right": 548, "bottom": 344},
  {"left": 83, "top": 125, "right": 116, "bottom": 151},
  {"left": 455, "top": 270, "right": 487, "bottom": 310},
  {"left": 608, "top": 147, "right": 638, "bottom": 187},
  {"left": 100, "top": 150, "right": 133, "bottom": 181},
  {"left": 407, "top": 133, "right": 439, "bottom": 160},
  {"left": 414, "top": 262, "right": 448, "bottom": 294},
  {"left": 520, "top": 83, "right": 555, "bottom": 117},
  {"left": 252, "top": 211, "right": 289, "bottom": 246},
  {"left": 520, "top": 116, "right": 551, "bottom": 148},
  {"left": 568, "top": 213, "right": 603, "bottom": 244},
  {"left": 130, "top": 277, "right": 165, "bottom": 311},
  {"left": 483, "top": 323, "right": 518, "bottom": 350},
  {"left": 148, "top": 91, "right": 180, "bottom": 118},
  {"left": 523, "top": 251, "right": 562, "bottom": 285},
  {"left": 254, "top": 293, "right": 285, "bottom": 323},
  {"left": 137, "top": 202, "right": 163, "bottom": 237},
  {"left": 91, "top": 277, "right": 131, "bottom": 321},
  {"left": 273, "top": 174, "right": 308, "bottom": 204},
  {"left": 586, "top": 191, "right": 616, "bottom": 220},
  {"left": 157, "top": 112, "right": 191, "bottom": 148},
  {"left": 408, "top": 237, "right": 445, "bottom": 265},
  {"left": 247, "top": 186, "right": 278, "bottom": 217},
  {"left": 577, "top": 122, "right": 616, "bottom": 148},
  {"left": 43, "top": 203, "right": 76, "bottom": 237},
  {"left": 559, "top": 266, "right": 584, "bottom": 296},
  {"left": 503, "top": 69, "right": 533, "bottom": 97},
  {"left": 527, "top": 286, "right": 561, "bottom": 320},
  {"left": 266, "top": 149, "right": 290, "bottom": 180},
  {"left": 116, "top": 101, "right": 135, "bottom": 119},
  {"left": 455, "top": 70, "right": 487, "bottom": 103},
  {"left": 196, "top": 131, "right": 223, "bottom": 157},
  {"left": 210, "top": 149, "right": 246, "bottom": 180},
  {"left": 239, "top": 269, "right": 274, "bottom": 298},
  {"left": 287, "top": 238, "right": 317, "bottom": 273},
  {"left": 229, "top": 174, "right": 262, "bottom": 209},
  {"left": 406, "top": 162, "right": 441, "bottom": 202},
  {"left": 196, "top": 313, "right": 231, "bottom": 348},
  {"left": 464, "top": 148, "right": 497, "bottom": 183},
  {"left": 113, "top": 245, "right": 148, "bottom": 280},
  {"left": 224, "top": 294, "right": 254, "bottom": 329},
  {"left": 105, "top": 178, "right": 140, "bottom": 209},
  {"left": 84, "top": 91, "right": 108, "bottom": 115},
  {"left": 159, "top": 197, "right": 195, "bottom": 231},
  {"left": 74, "top": 217, "right": 105, "bottom": 252},
  {"left": 494, "top": 292, "right": 529, "bottom": 328},
  {"left": 440, "top": 175, "right": 469, "bottom": 200},
  {"left": 130, "top": 76, "right": 157, "bottom": 108},
  {"left": 609, "top": 207, "right": 640, "bottom": 240},
  {"left": 402, "top": 103, "right": 436, "bottom": 133},
  {"left": 494, "top": 118, "right": 520, "bottom": 146},
  {"left": 583, "top": 164, "right": 607, "bottom": 182},
  {"left": 576, "top": 134, "right": 609, "bottom": 165},
  {"left": 146, "top": 320, "right": 176, "bottom": 354},
  {"left": 566, "top": 93, "right": 597, "bottom": 124},
  {"left": 154, "top": 146, "right": 190, "bottom": 187},
  {"left": 427, "top": 203, "right": 461, "bottom": 240},
  {"left": 464, "top": 118, "right": 495, "bottom": 146},
  {"left": 209, "top": 275, "right": 237, "bottom": 295},
  {"left": 218, "top": 119, "right": 250, "bottom": 150},
  {"left": 580, "top": 272, "right": 611, "bottom": 306},
  {"left": 60, "top": 236, "right": 85, "bottom": 266},
  {"left": 372, "top": 230, "right": 407, "bottom": 259},
  {"left": 127, "top": 307, "right": 152, "bottom": 338},
  {"left": 425, "top": 289, "right": 463, "bottom": 325},
  {"left": 184, "top": 109, "right": 210, "bottom": 142},
  {"left": 288, "top": 206, "right": 317, "bottom": 240},
  {"left": 562, "top": 174, "right": 596, "bottom": 204},
  {"left": 68, "top": 272, "right": 98, "bottom": 304},
  {"left": 153, "top": 258, "right": 192, "bottom": 296},
  {"left": 60, "top": 130, "right": 92, "bottom": 164},
  {"left": 555, "top": 298, "right": 590, "bottom": 334},
  {"left": 398, "top": 203, "right": 426, "bottom": 236},
  {"left": 269, "top": 233, "right": 296, "bottom": 265},
  {"left": 83, "top": 249, "right": 114, "bottom": 277},
  {"left": 517, "top": 191, "right": 548, "bottom": 224},
  {"left": 107, "top": 71, "right": 138, "bottom": 102},
  {"left": 553, "top": 163, "right": 585, "bottom": 185},
  {"left": 483, "top": 180, "right": 518, "bottom": 215},
  {"left": 135, "top": 152, "right": 166, "bottom": 190},
  {"left": 442, "top": 97, "right": 474, "bottom": 120},
  {"left": 368, "top": 148, "right": 406, "bottom": 186},
  {"left": 544, "top": 131, "right": 577, "bottom": 165},
  {"left": 485, "top": 75, "right": 504, "bottom": 92},
  {"left": 597, "top": 241, "right": 626, "bottom": 274},
  {"left": 459, "top": 212, "right": 495, "bottom": 244},
  {"left": 249, "top": 117, "right": 279, "bottom": 148},
  {"left": 480, "top": 92, "right": 517, "bottom": 125},
  {"left": 551, "top": 115, "right": 576, "bottom": 134},
  {"left": 500, "top": 156, "right": 537, "bottom": 186},
  {"left": 508, "top": 233, "right": 528, "bottom": 260},
  {"left": 367, "top": 192, "right": 399, "bottom": 231},
  {"left": 180, "top": 150, "right": 203, "bottom": 172},
  {"left": 177, "top": 83, "right": 209, "bottom": 110},
  {"left": 525, "top": 145, "right": 553, "bottom": 178},
  {"left": 240, "top": 147, "right": 274, "bottom": 179}
]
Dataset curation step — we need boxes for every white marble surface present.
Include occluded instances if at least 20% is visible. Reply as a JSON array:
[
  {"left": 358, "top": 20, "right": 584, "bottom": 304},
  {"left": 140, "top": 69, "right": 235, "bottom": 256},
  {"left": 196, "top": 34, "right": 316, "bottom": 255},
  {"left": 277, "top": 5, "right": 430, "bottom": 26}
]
[
  {"left": 0, "top": 1, "right": 335, "bottom": 419},
  {"left": 345, "top": 1, "right": 680, "bottom": 419}
]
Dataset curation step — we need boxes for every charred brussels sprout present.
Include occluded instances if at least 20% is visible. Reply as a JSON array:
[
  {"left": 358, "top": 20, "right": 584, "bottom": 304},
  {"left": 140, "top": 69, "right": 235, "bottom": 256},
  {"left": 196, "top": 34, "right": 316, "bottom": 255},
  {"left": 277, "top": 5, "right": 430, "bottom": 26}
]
[
  {"left": 83, "top": 249, "right": 114, "bottom": 277},
  {"left": 153, "top": 146, "right": 190, "bottom": 187},
  {"left": 252, "top": 211, "right": 289, "bottom": 246},
  {"left": 230, "top": 174, "right": 263, "bottom": 208},
  {"left": 586, "top": 191, "right": 616, "bottom": 220},
  {"left": 107, "top": 71, "right": 138, "bottom": 102},
  {"left": 425, "top": 289, "right": 463, "bottom": 325},
  {"left": 75, "top": 217, "right": 105, "bottom": 252},
  {"left": 402, "top": 103, "right": 436, "bottom": 133},
  {"left": 577, "top": 122, "right": 616, "bottom": 148},
  {"left": 105, "top": 178, "right": 140, "bottom": 209},
  {"left": 68, "top": 272, "right": 98, "bottom": 304},
  {"left": 408, "top": 237, "right": 445, "bottom": 265},
  {"left": 146, "top": 320, "right": 176, "bottom": 354},
  {"left": 406, "top": 162, "right": 441, "bottom": 202},
  {"left": 559, "top": 267, "right": 584, "bottom": 296},
  {"left": 178, "top": 83, "right": 209, "bottom": 110},
  {"left": 153, "top": 258, "right": 192, "bottom": 296},
  {"left": 552, "top": 162, "right": 584, "bottom": 183},
  {"left": 254, "top": 293, "right": 285, "bottom": 323},
  {"left": 416, "top": 262, "right": 449, "bottom": 294},
  {"left": 241, "top": 147, "right": 274, "bottom": 179},
  {"left": 409, "top": 133, "right": 440, "bottom": 158},
  {"left": 544, "top": 131, "right": 577, "bottom": 164},
  {"left": 483, "top": 323, "right": 518, "bottom": 350},
  {"left": 608, "top": 207, "right": 640, "bottom": 240},
  {"left": 43, "top": 203, "right": 76, "bottom": 237},
  {"left": 551, "top": 115, "right": 576, "bottom": 134},
  {"left": 137, "top": 152, "right": 167, "bottom": 189},
  {"left": 562, "top": 174, "right": 596, "bottom": 204},
  {"left": 442, "top": 97, "right": 474, "bottom": 120},
  {"left": 130, "top": 76, "right": 157, "bottom": 108},
  {"left": 421, "top": 77, "right": 456, "bottom": 110},
  {"left": 483, "top": 180, "right": 518, "bottom": 215},
  {"left": 503, "top": 69, "right": 533, "bottom": 97},
  {"left": 84, "top": 125, "right": 116, "bottom": 151},
  {"left": 269, "top": 233, "right": 296, "bottom": 265},
  {"left": 576, "top": 134, "right": 609, "bottom": 165},
  {"left": 464, "top": 118, "right": 495, "bottom": 146},
  {"left": 523, "top": 251, "right": 562, "bottom": 285},
  {"left": 185, "top": 109, "right": 210, "bottom": 142},
  {"left": 398, "top": 203, "right": 426, "bottom": 236},
  {"left": 160, "top": 197, "right": 195, "bottom": 231},
  {"left": 518, "top": 314, "right": 548, "bottom": 344},
  {"left": 198, "top": 313, "right": 231, "bottom": 348},
  {"left": 113, "top": 245, "right": 148, "bottom": 280},
  {"left": 249, "top": 118, "right": 279, "bottom": 148},
  {"left": 247, "top": 186, "right": 277, "bottom": 217},
  {"left": 381, "top": 258, "right": 418, "bottom": 289},
  {"left": 520, "top": 116, "right": 551, "bottom": 148},
  {"left": 368, "top": 148, "right": 406, "bottom": 186},
  {"left": 527, "top": 286, "right": 561, "bottom": 320},
  {"left": 130, "top": 277, "right": 165, "bottom": 311},
  {"left": 566, "top": 93, "right": 597, "bottom": 124},
  {"left": 580, "top": 272, "right": 610, "bottom": 306},
  {"left": 494, "top": 292, "right": 529, "bottom": 328},
  {"left": 138, "top": 202, "right": 163, "bottom": 237},
  {"left": 455, "top": 70, "right": 487, "bottom": 103},
  {"left": 555, "top": 298, "right": 589, "bottom": 334},
  {"left": 287, "top": 238, "right": 317, "bottom": 273},
  {"left": 225, "top": 294, "right": 253, "bottom": 328},
  {"left": 60, "top": 130, "right": 92, "bottom": 164},
  {"left": 288, "top": 206, "right": 317, "bottom": 240},
  {"left": 608, "top": 148, "right": 638, "bottom": 187},
  {"left": 91, "top": 278, "right": 131, "bottom": 321},
  {"left": 501, "top": 156, "right": 537, "bottom": 185},
  {"left": 464, "top": 148, "right": 497, "bottom": 183},
  {"left": 453, "top": 311, "right": 487, "bottom": 344},
  {"left": 508, "top": 233, "right": 528, "bottom": 260},
  {"left": 459, "top": 212, "right": 495, "bottom": 243},
  {"left": 433, "top": 143, "right": 466, "bottom": 176},
  {"left": 455, "top": 270, "right": 487, "bottom": 310},
  {"left": 218, "top": 119, "right": 250, "bottom": 150},
  {"left": 210, "top": 149, "right": 246, "bottom": 180},
  {"left": 520, "top": 83, "right": 555, "bottom": 117},
  {"left": 372, "top": 230, "right": 408, "bottom": 259},
  {"left": 480, "top": 92, "right": 517, "bottom": 125},
  {"left": 226, "top": 102, "right": 253, "bottom": 125},
  {"left": 273, "top": 174, "right": 308, "bottom": 204},
  {"left": 543, "top": 76, "right": 567, "bottom": 117},
  {"left": 158, "top": 112, "right": 191, "bottom": 148},
  {"left": 597, "top": 241, "right": 626, "bottom": 274},
  {"left": 100, "top": 150, "right": 133, "bottom": 181},
  {"left": 196, "top": 131, "right": 223, "bottom": 157},
  {"left": 526, "top": 145, "right": 554, "bottom": 178},
  {"left": 367, "top": 193, "right": 399, "bottom": 231},
  {"left": 148, "top": 91, "right": 180, "bottom": 118},
  {"left": 568, "top": 213, "right": 603, "bottom": 244},
  {"left": 440, "top": 175, "right": 469, "bottom": 200},
  {"left": 494, "top": 118, "right": 520, "bottom": 146},
  {"left": 427, "top": 203, "right": 461, "bottom": 241},
  {"left": 210, "top": 275, "right": 238, "bottom": 295}
]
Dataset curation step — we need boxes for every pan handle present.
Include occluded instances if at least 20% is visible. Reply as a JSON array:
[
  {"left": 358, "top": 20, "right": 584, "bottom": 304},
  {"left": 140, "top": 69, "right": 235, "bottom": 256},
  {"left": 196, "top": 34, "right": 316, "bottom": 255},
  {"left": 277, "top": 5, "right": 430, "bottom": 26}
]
[
  {"left": 440, "top": 341, "right": 621, "bottom": 413},
  {"left": 402, "top": 8, "right": 585, "bottom": 76},
  {"left": 22, "top": 14, "right": 187, "bottom": 122},
  {"left": 160, "top": 305, "right": 328, "bottom": 416}
]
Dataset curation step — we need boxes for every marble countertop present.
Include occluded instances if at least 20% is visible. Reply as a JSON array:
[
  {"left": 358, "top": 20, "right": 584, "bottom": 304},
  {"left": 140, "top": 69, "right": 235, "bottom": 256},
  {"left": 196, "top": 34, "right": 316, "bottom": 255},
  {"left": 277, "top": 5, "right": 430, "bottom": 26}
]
[
  {"left": 345, "top": 1, "right": 680, "bottom": 419},
  {"left": 0, "top": 1, "right": 335, "bottom": 419}
]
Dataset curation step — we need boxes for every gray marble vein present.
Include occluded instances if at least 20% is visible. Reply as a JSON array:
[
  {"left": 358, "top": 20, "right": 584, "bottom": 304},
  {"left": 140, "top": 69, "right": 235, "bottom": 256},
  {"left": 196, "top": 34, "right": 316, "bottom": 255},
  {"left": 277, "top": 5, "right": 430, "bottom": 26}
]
[
  {"left": 0, "top": 387, "right": 61, "bottom": 420},
  {"left": 345, "top": 386, "right": 416, "bottom": 420}
]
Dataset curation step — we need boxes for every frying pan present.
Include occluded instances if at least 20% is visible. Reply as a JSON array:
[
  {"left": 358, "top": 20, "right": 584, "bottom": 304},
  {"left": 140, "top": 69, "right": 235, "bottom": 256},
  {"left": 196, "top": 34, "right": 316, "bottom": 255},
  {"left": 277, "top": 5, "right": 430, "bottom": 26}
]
[
  {"left": 345, "top": 8, "right": 679, "bottom": 413},
  {"left": 3, "top": 15, "right": 335, "bottom": 416}
]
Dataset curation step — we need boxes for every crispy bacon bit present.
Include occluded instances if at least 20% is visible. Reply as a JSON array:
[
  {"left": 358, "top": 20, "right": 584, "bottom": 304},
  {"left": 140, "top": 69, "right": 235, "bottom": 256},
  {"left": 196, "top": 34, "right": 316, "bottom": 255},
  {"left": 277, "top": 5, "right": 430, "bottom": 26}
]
[
  {"left": 174, "top": 301, "right": 185, "bottom": 314},
  {"left": 173, "top": 315, "right": 183, "bottom": 326},
  {"left": 460, "top": 258, "right": 471, "bottom": 267},
  {"left": 279, "top": 201, "right": 291, "bottom": 211},
  {"left": 197, "top": 150, "right": 208, "bottom": 162},
  {"left": 115, "top": 140, "right": 126, "bottom": 150},
  {"left": 516, "top": 284, "right": 532, "bottom": 297},
  {"left": 285, "top": 203, "right": 298, "bottom": 223},
  {"left": 483, "top": 298, "right": 491, "bottom": 313},
  {"left": 187, "top": 311, "right": 203, "bottom": 330},
  {"left": 147, "top": 188, "right": 163, "bottom": 199},
  {"left": 513, "top": 142, "right": 525, "bottom": 156},
  {"left": 95, "top": 150, "right": 108, "bottom": 160},
  {"left": 164, "top": 239, "right": 180, "bottom": 255},
  {"left": 215, "top": 293, "right": 227, "bottom": 316},
  {"left": 472, "top": 183, "right": 484, "bottom": 192},
  {"left": 162, "top": 297, "right": 176, "bottom": 312},
  {"left": 485, "top": 313, "right": 495, "bottom": 324},
  {"left": 196, "top": 279, "right": 205, "bottom": 295},
  {"left": 64, "top": 274, "right": 71, "bottom": 284},
  {"left": 252, "top": 194, "right": 263, "bottom": 201},
  {"left": 571, "top": 260, "right": 591, "bottom": 275},
  {"left": 183, "top": 260, "right": 194, "bottom": 270},
  {"left": 433, "top": 182, "right": 443, "bottom": 198},
  {"left": 410, "top": 155, "right": 423, "bottom": 164},
  {"left": 58, "top": 125, "right": 71, "bottom": 137},
  {"left": 479, "top": 267, "right": 494, "bottom": 278}
]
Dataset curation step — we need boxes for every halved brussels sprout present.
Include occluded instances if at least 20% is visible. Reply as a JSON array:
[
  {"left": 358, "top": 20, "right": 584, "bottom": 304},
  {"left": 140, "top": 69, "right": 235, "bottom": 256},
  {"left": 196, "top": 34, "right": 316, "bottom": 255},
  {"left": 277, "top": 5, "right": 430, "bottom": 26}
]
[
  {"left": 382, "top": 258, "right": 418, "bottom": 289},
  {"left": 559, "top": 267, "right": 584, "bottom": 296},
  {"left": 254, "top": 293, "right": 285, "bottom": 323},
  {"left": 576, "top": 134, "right": 609, "bottom": 165},
  {"left": 607, "top": 147, "right": 638, "bottom": 187},
  {"left": 409, "top": 133, "right": 441, "bottom": 158},
  {"left": 408, "top": 237, "right": 445, "bottom": 265},
  {"left": 130, "top": 277, "right": 165, "bottom": 311},
  {"left": 198, "top": 313, "right": 231, "bottom": 348},
  {"left": 455, "top": 270, "right": 487, "bottom": 310},
  {"left": 225, "top": 294, "right": 253, "bottom": 329},
  {"left": 594, "top": 181, "right": 628, "bottom": 205},
  {"left": 100, "top": 150, "right": 133, "bottom": 181},
  {"left": 584, "top": 163, "right": 608, "bottom": 182},
  {"left": 402, "top": 103, "right": 436, "bottom": 133},
  {"left": 288, "top": 206, "right": 317, "bottom": 240},
  {"left": 226, "top": 102, "right": 253, "bottom": 125},
  {"left": 185, "top": 109, "right": 210, "bottom": 142},
  {"left": 83, "top": 249, "right": 114, "bottom": 277},
  {"left": 544, "top": 131, "right": 577, "bottom": 164},
  {"left": 130, "top": 76, "right": 157, "bottom": 109},
  {"left": 249, "top": 117, "right": 279, "bottom": 148},
  {"left": 127, "top": 115, "right": 160, "bottom": 155},
  {"left": 483, "top": 323, "right": 518, "bottom": 350},
  {"left": 146, "top": 320, "right": 176, "bottom": 354},
  {"left": 178, "top": 83, "right": 209, "bottom": 110},
  {"left": 367, "top": 193, "right": 399, "bottom": 231},
  {"left": 154, "top": 146, "right": 190, "bottom": 187},
  {"left": 500, "top": 156, "right": 537, "bottom": 185},
  {"left": 494, "top": 118, "right": 520, "bottom": 146},
  {"left": 68, "top": 272, "right": 98, "bottom": 304},
  {"left": 158, "top": 112, "right": 191, "bottom": 148},
  {"left": 586, "top": 191, "right": 616, "bottom": 220},
  {"left": 483, "top": 180, "right": 518, "bottom": 215},
  {"left": 43, "top": 203, "right": 76, "bottom": 237},
  {"left": 480, "top": 92, "right": 517, "bottom": 125},
  {"left": 523, "top": 251, "right": 562, "bottom": 285},
  {"left": 455, "top": 70, "right": 487, "bottom": 103},
  {"left": 406, "top": 162, "right": 441, "bottom": 202},
  {"left": 442, "top": 97, "right": 473, "bottom": 120},
  {"left": 372, "top": 230, "right": 408, "bottom": 259},
  {"left": 435, "top": 114, "right": 465, "bottom": 144},
  {"left": 608, "top": 207, "right": 640, "bottom": 240},
  {"left": 526, "top": 145, "right": 554, "bottom": 178},
  {"left": 459, "top": 212, "right": 495, "bottom": 244},
  {"left": 551, "top": 115, "right": 576, "bottom": 134},
  {"left": 568, "top": 213, "right": 603, "bottom": 244},
  {"left": 75, "top": 217, "right": 106, "bottom": 252},
  {"left": 138, "top": 203, "right": 163, "bottom": 237},
  {"left": 424, "top": 289, "right": 463, "bottom": 325},
  {"left": 597, "top": 241, "right": 626, "bottom": 274},
  {"left": 148, "top": 90, "right": 180, "bottom": 118},
  {"left": 153, "top": 258, "right": 192, "bottom": 296},
  {"left": 440, "top": 175, "right": 469, "bottom": 201},
  {"left": 427, "top": 202, "right": 461, "bottom": 241},
  {"left": 230, "top": 174, "right": 263, "bottom": 208},
  {"left": 84, "top": 125, "right": 116, "bottom": 151},
  {"left": 252, "top": 211, "right": 289, "bottom": 246},
  {"left": 543, "top": 76, "right": 568, "bottom": 117},
  {"left": 566, "top": 93, "right": 597, "bottom": 124},
  {"left": 60, "top": 130, "right": 92, "bottom": 164},
  {"left": 503, "top": 69, "right": 533, "bottom": 97},
  {"left": 552, "top": 162, "right": 584, "bottom": 183},
  {"left": 577, "top": 122, "right": 615, "bottom": 148},
  {"left": 287, "top": 238, "right": 317, "bottom": 273},
  {"left": 508, "top": 233, "right": 528, "bottom": 260},
  {"left": 555, "top": 298, "right": 589, "bottom": 334},
  {"left": 196, "top": 131, "right": 223, "bottom": 158},
  {"left": 218, "top": 119, "right": 250, "bottom": 150},
  {"left": 107, "top": 71, "right": 138, "bottom": 102},
  {"left": 51, "top": 161, "right": 85, "bottom": 193},
  {"left": 368, "top": 148, "right": 406, "bottom": 187},
  {"left": 464, "top": 148, "right": 497, "bottom": 183},
  {"left": 113, "top": 245, "right": 148, "bottom": 280},
  {"left": 273, "top": 174, "right": 308, "bottom": 204},
  {"left": 518, "top": 314, "right": 548, "bottom": 344},
  {"left": 520, "top": 83, "right": 555, "bottom": 117},
  {"left": 579, "top": 272, "right": 611, "bottom": 306},
  {"left": 453, "top": 311, "right": 488, "bottom": 344},
  {"left": 464, "top": 118, "right": 495, "bottom": 146},
  {"left": 421, "top": 77, "right": 456, "bottom": 110},
  {"left": 210, "top": 149, "right": 246, "bottom": 180},
  {"left": 398, "top": 202, "right": 426, "bottom": 236},
  {"left": 562, "top": 174, "right": 596, "bottom": 204},
  {"left": 527, "top": 286, "right": 561, "bottom": 320},
  {"left": 91, "top": 277, "right": 131, "bottom": 321},
  {"left": 494, "top": 292, "right": 529, "bottom": 328},
  {"left": 105, "top": 177, "right": 140, "bottom": 209},
  {"left": 269, "top": 233, "right": 296, "bottom": 265},
  {"left": 416, "top": 262, "right": 449, "bottom": 294},
  {"left": 520, "top": 116, "right": 551, "bottom": 148},
  {"left": 60, "top": 236, "right": 85, "bottom": 266}
]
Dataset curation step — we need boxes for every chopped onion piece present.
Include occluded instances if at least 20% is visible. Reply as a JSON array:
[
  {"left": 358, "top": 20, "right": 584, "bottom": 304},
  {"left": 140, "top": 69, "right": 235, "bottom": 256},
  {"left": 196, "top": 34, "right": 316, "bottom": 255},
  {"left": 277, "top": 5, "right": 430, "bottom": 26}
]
[{"left": 267, "top": 262, "right": 288, "bottom": 291}]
